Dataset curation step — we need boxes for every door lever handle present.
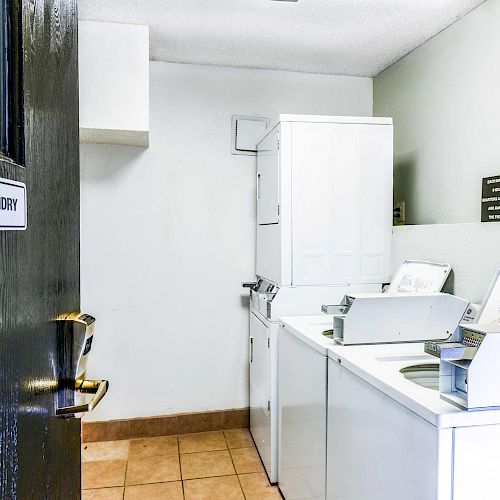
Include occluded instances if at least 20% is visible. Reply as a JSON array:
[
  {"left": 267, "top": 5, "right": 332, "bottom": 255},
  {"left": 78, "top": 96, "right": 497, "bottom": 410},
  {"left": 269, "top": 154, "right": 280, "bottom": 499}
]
[{"left": 57, "top": 379, "right": 109, "bottom": 416}]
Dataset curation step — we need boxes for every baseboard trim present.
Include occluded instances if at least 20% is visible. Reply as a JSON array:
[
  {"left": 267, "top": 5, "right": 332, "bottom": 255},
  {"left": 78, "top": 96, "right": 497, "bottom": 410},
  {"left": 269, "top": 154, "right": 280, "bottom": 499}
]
[{"left": 81, "top": 408, "right": 250, "bottom": 442}]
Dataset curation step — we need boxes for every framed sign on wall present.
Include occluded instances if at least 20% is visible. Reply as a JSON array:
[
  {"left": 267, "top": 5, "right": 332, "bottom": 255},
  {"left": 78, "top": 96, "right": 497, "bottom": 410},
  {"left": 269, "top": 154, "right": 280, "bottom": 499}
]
[{"left": 481, "top": 176, "right": 500, "bottom": 222}]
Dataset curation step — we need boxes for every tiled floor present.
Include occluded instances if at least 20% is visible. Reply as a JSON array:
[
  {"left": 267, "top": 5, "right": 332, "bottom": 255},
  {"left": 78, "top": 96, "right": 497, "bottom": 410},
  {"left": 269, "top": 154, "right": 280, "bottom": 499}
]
[{"left": 82, "top": 428, "right": 283, "bottom": 499}]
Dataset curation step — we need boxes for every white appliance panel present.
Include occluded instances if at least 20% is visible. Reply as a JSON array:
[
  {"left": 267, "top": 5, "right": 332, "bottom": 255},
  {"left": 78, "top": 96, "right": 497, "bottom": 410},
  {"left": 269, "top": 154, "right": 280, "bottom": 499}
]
[
  {"left": 255, "top": 116, "right": 392, "bottom": 288},
  {"left": 257, "top": 128, "right": 280, "bottom": 226},
  {"left": 387, "top": 260, "right": 451, "bottom": 294},
  {"left": 279, "top": 326, "right": 327, "bottom": 500},
  {"left": 452, "top": 424, "right": 500, "bottom": 500},
  {"left": 340, "top": 293, "right": 469, "bottom": 345},
  {"left": 249, "top": 312, "right": 273, "bottom": 481},
  {"left": 291, "top": 123, "right": 356, "bottom": 285},
  {"left": 256, "top": 223, "right": 283, "bottom": 285},
  {"left": 290, "top": 122, "right": 392, "bottom": 286},
  {"left": 358, "top": 124, "right": 393, "bottom": 281},
  {"left": 476, "top": 268, "right": 500, "bottom": 324},
  {"left": 250, "top": 284, "right": 380, "bottom": 486},
  {"left": 327, "top": 358, "right": 446, "bottom": 500}
]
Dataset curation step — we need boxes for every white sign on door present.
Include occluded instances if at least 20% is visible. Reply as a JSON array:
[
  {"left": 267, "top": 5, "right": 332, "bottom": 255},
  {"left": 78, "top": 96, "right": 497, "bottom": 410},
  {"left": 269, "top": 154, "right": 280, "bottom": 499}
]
[{"left": 0, "top": 177, "right": 27, "bottom": 230}]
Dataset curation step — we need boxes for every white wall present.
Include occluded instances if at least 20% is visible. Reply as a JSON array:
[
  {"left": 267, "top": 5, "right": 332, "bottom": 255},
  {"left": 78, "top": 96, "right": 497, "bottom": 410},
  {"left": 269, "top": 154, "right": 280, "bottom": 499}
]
[
  {"left": 393, "top": 223, "right": 500, "bottom": 304},
  {"left": 81, "top": 61, "right": 373, "bottom": 421},
  {"left": 374, "top": 0, "right": 500, "bottom": 225}
]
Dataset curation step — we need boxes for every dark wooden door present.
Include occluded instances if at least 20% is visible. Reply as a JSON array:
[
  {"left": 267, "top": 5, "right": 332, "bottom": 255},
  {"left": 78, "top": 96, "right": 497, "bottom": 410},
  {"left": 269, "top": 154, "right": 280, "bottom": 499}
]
[{"left": 0, "top": 0, "right": 81, "bottom": 498}]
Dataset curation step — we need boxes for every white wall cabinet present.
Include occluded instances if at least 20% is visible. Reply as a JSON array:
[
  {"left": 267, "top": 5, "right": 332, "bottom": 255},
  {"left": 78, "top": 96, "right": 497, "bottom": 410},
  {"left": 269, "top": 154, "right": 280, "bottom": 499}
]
[
  {"left": 79, "top": 21, "right": 149, "bottom": 147},
  {"left": 256, "top": 115, "right": 393, "bottom": 287}
]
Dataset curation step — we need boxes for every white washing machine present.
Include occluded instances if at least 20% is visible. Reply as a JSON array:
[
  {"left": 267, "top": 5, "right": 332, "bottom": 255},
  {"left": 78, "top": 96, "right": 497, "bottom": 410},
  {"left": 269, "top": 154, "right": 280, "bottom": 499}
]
[
  {"left": 326, "top": 342, "right": 500, "bottom": 500},
  {"left": 249, "top": 283, "right": 378, "bottom": 484},
  {"left": 277, "top": 316, "right": 334, "bottom": 500},
  {"left": 276, "top": 262, "right": 460, "bottom": 499}
]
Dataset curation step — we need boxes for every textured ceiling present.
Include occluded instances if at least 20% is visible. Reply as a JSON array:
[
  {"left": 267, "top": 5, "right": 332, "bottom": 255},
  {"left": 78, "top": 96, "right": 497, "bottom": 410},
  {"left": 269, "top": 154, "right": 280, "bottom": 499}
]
[{"left": 78, "top": 0, "right": 485, "bottom": 77}]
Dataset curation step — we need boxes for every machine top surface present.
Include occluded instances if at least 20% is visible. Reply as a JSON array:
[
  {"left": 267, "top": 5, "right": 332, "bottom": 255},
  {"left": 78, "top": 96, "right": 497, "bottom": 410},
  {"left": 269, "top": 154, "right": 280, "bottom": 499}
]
[{"left": 477, "top": 269, "right": 500, "bottom": 324}]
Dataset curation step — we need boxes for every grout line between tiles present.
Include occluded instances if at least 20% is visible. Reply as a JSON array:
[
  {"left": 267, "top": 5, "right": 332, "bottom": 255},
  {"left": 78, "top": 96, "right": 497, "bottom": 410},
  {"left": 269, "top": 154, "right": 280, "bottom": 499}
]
[
  {"left": 222, "top": 430, "right": 229, "bottom": 447},
  {"left": 122, "top": 457, "right": 128, "bottom": 499},
  {"left": 179, "top": 445, "right": 228, "bottom": 455},
  {"left": 225, "top": 434, "right": 246, "bottom": 498},
  {"left": 182, "top": 471, "right": 237, "bottom": 481},
  {"left": 178, "top": 435, "right": 186, "bottom": 483},
  {"left": 235, "top": 473, "right": 248, "bottom": 500},
  {"left": 177, "top": 434, "right": 186, "bottom": 497},
  {"left": 123, "top": 479, "right": 183, "bottom": 486},
  {"left": 181, "top": 476, "right": 186, "bottom": 500}
]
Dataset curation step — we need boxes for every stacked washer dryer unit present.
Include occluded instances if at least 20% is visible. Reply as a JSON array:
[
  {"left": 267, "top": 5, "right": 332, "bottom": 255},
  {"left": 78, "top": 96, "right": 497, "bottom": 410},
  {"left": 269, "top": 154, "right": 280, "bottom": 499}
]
[{"left": 247, "top": 114, "right": 394, "bottom": 484}]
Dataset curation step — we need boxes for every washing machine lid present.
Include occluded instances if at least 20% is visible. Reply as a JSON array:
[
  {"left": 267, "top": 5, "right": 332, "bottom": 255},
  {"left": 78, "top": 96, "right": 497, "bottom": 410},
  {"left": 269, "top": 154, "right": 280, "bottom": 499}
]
[
  {"left": 476, "top": 269, "right": 500, "bottom": 324},
  {"left": 387, "top": 260, "right": 451, "bottom": 294}
]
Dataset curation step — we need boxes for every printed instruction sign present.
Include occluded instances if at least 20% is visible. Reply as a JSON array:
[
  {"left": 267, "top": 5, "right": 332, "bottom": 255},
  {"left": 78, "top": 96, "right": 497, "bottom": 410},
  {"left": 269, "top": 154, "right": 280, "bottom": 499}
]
[
  {"left": 0, "top": 177, "right": 27, "bottom": 230},
  {"left": 481, "top": 176, "right": 500, "bottom": 223}
]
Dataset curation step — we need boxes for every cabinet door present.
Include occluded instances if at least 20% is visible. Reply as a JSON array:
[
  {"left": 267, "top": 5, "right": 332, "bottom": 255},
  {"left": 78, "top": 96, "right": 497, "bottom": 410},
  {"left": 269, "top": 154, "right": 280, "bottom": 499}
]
[
  {"left": 291, "top": 122, "right": 392, "bottom": 286},
  {"left": 257, "top": 128, "right": 280, "bottom": 225},
  {"left": 249, "top": 313, "right": 272, "bottom": 475}
]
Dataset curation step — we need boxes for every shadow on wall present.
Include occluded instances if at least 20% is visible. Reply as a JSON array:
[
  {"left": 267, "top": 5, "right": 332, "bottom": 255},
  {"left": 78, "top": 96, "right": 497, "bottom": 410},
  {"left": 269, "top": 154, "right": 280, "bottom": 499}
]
[
  {"left": 442, "top": 270, "right": 455, "bottom": 295},
  {"left": 80, "top": 143, "right": 147, "bottom": 182},
  {"left": 240, "top": 294, "right": 250, "bottom": 309},
  {"left": 394, "top": 151, "right": 418, "bottom": 225}
]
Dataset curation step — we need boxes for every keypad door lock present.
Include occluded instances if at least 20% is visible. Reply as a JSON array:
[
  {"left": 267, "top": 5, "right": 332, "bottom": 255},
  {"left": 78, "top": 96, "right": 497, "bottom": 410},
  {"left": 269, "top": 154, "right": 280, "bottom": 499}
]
[{"left": 56, "top": 313, "right": 109, "bottom": 416}]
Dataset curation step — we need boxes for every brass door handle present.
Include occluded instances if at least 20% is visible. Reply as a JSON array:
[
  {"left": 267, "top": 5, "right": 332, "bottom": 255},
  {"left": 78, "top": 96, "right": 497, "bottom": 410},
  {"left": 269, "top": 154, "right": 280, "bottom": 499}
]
[{"left": 57, "top": 379, "right": 109, "bottom": 416}]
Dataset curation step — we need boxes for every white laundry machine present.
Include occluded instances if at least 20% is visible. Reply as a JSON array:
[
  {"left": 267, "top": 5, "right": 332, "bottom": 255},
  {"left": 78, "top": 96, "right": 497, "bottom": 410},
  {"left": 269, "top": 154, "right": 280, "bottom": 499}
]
[
  {"left": 249, "top": 282, "right": 378, "bottom": 484},
  {"left": 277, "top": 261, "right": 466, "bottom": 499},
  {"left": 248, "top": 114, "right": 394, "bottom": 484},
  {"left": 324, "top": 269, "right": 500, "bottom": 500},
  {"left": 326, "top": 341, "right": 500, "bottom": 500},
  {"left": 277, "top": 316, "right": 333, "bottom": 500}
]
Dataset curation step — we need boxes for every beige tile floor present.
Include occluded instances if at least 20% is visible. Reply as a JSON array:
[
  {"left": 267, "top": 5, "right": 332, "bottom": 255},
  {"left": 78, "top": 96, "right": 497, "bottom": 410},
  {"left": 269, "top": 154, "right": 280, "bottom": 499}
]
[{"left": 82, "top": 428, "right": 283, "bottom": 499}]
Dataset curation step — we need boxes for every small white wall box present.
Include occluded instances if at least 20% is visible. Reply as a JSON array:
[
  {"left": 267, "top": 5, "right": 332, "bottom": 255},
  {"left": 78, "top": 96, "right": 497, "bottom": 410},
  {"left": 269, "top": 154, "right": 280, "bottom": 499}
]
[
  {"left": 231, "top": 116, "right": 269, "bottom": 155},
  {"left": 79, "top": 21, "right": 149, "bottom": 147}
]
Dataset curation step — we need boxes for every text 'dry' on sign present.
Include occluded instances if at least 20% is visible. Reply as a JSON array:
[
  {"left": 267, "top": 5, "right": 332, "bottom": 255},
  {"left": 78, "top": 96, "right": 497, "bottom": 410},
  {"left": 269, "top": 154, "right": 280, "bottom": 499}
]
[{"left": 0, "top": 177, "right": 27, "bottom": 230}]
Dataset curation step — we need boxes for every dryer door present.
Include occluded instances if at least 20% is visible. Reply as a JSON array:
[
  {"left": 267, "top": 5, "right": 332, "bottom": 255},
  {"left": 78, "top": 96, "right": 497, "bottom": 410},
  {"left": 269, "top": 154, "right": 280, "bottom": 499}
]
[
  {"left": 249, "top": 312, "right": 272, "bottom": 475},
  {"left": 257, "top": 128, "right": 280, "bottom": 225}
]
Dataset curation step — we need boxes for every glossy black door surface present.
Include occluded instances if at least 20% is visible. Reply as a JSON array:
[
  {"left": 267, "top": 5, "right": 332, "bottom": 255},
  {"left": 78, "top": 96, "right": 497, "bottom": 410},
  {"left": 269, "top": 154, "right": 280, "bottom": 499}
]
[{"left": 0, "top": 0, "right": 80, "bottom": 498}]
